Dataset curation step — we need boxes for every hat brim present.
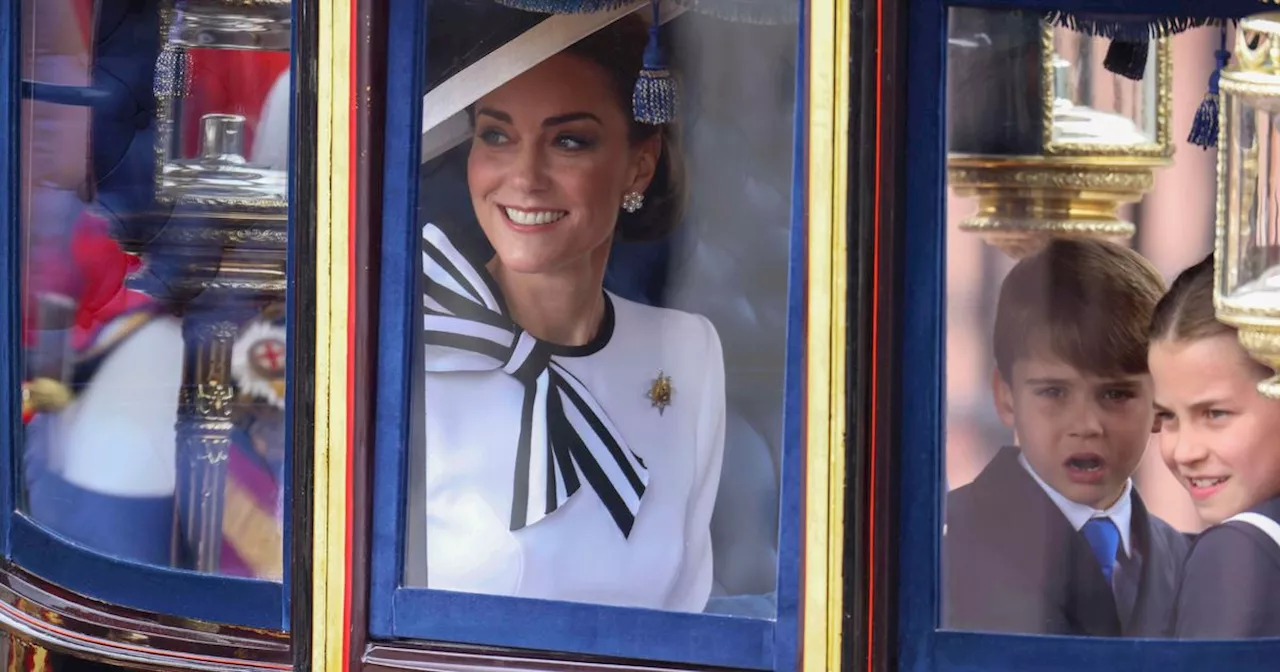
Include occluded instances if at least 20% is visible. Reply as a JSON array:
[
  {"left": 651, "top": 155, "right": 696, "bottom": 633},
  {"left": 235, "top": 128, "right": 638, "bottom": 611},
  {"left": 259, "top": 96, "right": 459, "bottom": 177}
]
[{"left": 419, "top": 0, "right": 685, "bottom": 163}]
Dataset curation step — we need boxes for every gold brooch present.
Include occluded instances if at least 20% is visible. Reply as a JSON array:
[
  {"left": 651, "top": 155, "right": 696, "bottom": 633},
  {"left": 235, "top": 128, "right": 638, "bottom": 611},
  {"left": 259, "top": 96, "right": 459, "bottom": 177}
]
[{"left": 646, "top": 370, "right": 673, "bottom": 415}]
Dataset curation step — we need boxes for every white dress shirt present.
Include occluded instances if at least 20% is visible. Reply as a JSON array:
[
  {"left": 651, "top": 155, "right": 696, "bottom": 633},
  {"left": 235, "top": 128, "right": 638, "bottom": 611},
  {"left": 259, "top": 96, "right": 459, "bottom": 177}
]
[{"left": 1018, "top": 453, "right": 1134, "bottom": 558}]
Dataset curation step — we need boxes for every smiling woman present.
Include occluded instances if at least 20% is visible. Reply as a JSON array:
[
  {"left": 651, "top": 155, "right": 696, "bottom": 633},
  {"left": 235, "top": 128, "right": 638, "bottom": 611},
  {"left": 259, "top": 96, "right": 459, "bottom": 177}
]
[
  {"left": 465, "top": 24, "right": 672, "bottom": 343},
  {"left": 408, "top": 13, "right": 726, "bottom": 612},
  {"left": 371, "top": 0, "right": 803, "bottom": 653}
]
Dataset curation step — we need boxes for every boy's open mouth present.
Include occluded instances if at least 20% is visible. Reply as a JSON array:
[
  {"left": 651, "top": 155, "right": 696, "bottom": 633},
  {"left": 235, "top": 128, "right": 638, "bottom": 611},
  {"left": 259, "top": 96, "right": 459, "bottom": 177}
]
[{"left": 1064, "top": 453, "right": 1107, "bottom": 484}]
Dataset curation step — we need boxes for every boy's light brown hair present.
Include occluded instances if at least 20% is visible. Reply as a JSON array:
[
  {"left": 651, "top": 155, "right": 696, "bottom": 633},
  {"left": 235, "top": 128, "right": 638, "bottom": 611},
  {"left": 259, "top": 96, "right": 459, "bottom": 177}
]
[{"left": 993, "top": 238, "right": 1166, "bottom": 382}]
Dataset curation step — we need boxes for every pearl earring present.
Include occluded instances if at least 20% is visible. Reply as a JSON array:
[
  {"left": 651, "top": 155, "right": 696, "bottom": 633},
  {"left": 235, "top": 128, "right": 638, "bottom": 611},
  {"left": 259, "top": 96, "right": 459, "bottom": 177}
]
[{"left": 622, "top": 191, "right": 644, "bottom": 213}]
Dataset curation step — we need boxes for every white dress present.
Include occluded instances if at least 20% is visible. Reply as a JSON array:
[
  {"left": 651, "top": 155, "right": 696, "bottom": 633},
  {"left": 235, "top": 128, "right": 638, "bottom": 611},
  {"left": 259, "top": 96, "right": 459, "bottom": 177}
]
[{"left": 417, "top": 224, "right": 726, "bottom": 613}]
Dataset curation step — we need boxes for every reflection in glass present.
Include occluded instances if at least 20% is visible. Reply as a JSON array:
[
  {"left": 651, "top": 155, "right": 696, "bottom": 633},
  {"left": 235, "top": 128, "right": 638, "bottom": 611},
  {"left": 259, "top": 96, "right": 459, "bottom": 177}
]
[
  {"left": 940, "top": 239, "right": 1187, "bottom": 637},
  {"left": 947, "top": 7, "right": 1166, "bottom": 158},
  {"left": 1219, "top": 90, "right": 1280, "bottom": 307},
  {"left": 404, "top": 3, "right": 795, "bottom": 618},
  {"left": 1161, "top": 20, "right": 1280, "bottom": 639},
  {"left": 947, "top": 7, "right": 1045, "bottom": 157},
  {"left": 1215, "top": 10, "right": 1280, "bottom": 401},
  {"left": 942, "top": 10, "right": 1224, "bottom": 641},
  {"left": 19, "top": 0, "right": 292, "bottom": 580},
  {"left": 946, "top": 8, "right": 1172, "bottom": 261},
  {"left": 1049, "top": 29, "right": 1159, "bottom": 147}
]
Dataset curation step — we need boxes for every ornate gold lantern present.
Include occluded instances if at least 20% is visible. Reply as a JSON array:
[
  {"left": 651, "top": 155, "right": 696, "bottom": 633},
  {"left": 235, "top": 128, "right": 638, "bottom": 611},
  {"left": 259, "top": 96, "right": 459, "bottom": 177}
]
[
  {"left": 947, "top": 8, "right": 1173, "bottom": 258},
  {"left": 1215, "top": 13, "right": 1280, "bottom": 397}
]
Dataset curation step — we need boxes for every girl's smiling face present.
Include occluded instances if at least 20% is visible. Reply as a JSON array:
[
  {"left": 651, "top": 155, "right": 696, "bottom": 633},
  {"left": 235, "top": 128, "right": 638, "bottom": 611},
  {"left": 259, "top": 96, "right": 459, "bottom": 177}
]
[
  {"left": 1150, "top": 334, "right": 1280, "bottom": 525},
  {"left": 466, "top": 52, "right": 658, "bottom": 277}
]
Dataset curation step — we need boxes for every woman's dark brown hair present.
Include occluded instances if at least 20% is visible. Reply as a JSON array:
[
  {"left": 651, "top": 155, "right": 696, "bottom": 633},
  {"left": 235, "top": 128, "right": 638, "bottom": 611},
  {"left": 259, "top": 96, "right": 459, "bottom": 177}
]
[{"left": 563, "top": 15, "right": 687, "bottom": 242}]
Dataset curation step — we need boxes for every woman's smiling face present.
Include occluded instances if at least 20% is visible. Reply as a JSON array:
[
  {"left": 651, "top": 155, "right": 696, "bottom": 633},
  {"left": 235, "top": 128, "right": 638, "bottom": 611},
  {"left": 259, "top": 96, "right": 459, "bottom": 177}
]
[{"left": 466, "top": 52, "right": 659, "bottom": 277}]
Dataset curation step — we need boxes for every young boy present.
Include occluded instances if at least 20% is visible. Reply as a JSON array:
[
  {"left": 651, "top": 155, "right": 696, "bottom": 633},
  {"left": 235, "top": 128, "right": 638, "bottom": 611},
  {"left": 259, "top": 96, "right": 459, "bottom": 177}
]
[{"left": 943, "top": 239, "right": 1189, "bottom": 637}]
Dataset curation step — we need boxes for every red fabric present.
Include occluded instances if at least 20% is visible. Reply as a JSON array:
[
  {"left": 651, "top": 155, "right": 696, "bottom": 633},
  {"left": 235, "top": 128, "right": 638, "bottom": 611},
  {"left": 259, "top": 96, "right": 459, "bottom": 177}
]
[
  {"left": 66, "top": 213, "right": 154, "bottom": 352},
  {"left": 180, "top": 50, "right": 290, "bottom": 158},
  {"left": 21, "top": 211, "right": 154, "bottom": 352},
  {"left": 72, "top": 0, "right": 93, "bottom": 48}
]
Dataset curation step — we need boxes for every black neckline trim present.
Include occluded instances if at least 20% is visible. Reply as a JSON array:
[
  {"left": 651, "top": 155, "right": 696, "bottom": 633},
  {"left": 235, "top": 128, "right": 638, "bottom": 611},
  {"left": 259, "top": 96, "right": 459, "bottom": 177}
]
[
  {"left": 543, "top": 292, "right": 614, "bottom": 358},
  {"left": 474, "top": 252, "right": 614, "bottom": 358}
]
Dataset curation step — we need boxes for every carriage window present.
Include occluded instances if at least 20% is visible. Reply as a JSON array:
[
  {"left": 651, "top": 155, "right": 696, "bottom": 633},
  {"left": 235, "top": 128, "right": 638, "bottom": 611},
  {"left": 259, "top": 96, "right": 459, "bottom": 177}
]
[
  {"left": 17, "top": 0, "right": 293, "bottom": 606},
  {"left": 941, "top": 6, "right": 1247, "bottom": 639},
  {"left": 372, "top": 0, "right": 805, "bottom": 663},
  {"left": 405, "top": 0, "right": 796, "bottom": 618}
]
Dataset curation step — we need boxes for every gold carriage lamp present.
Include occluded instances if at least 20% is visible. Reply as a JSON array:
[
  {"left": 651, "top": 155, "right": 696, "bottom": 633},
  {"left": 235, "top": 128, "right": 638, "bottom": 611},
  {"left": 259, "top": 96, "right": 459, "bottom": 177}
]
[
  {"left": 1214, "top": 12, "right": 1280, "bottom": 398},
  {"left": 946, "top": 9, "right": 1173, "bottom": 258}
]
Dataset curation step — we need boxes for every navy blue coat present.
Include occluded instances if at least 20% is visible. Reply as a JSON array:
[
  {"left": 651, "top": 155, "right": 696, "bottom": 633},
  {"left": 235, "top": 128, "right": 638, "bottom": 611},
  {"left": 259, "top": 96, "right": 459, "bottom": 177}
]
[
  {"left": 944, "top": 446, "right": 1190, "bottom": 637},
  {"left": 1173, "top": 496, "right": 1280, "bottom": 639}
]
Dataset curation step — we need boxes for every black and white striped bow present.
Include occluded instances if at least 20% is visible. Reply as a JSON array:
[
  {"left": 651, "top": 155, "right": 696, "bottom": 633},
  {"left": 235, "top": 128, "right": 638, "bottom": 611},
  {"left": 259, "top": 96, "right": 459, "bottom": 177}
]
[{"left": 421, "top": 223, "right": 648, "bottom": 537}]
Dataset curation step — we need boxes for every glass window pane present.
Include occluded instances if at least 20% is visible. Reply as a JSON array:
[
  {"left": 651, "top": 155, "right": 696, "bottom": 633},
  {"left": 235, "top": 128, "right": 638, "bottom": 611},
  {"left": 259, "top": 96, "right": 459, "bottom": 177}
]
[
  {"left": 942, "top": 7, "right": 1239, "bottom": 639},
  {"left": 1050, "top": 28, "right": 1160, "bottom": 146},
  {"left": 404, "top": 0, "right": 797, "bottom": 617},
  {"left": 19, "top": 0, "right": 293, "bottom": 581}
]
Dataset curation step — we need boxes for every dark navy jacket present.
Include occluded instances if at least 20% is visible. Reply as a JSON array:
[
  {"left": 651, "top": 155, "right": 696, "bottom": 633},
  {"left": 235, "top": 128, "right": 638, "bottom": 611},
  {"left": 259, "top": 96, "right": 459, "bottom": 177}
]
[
  {"left": 1173, "top": 496, "right": 1280, "bottom": 639},
  {"left": 944, "top": 446, "right": 1190, "bottom": 637}
]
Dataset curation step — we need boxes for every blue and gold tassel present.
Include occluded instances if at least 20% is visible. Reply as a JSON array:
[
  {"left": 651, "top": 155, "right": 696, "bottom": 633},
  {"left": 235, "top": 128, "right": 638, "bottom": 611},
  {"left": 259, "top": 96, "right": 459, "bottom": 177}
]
[
  {"left": 633, "top": 0, "right": 678, "bottom": 125},
  {"left": 1189, "top": 26, "right": 1231, "bottom": 150}
]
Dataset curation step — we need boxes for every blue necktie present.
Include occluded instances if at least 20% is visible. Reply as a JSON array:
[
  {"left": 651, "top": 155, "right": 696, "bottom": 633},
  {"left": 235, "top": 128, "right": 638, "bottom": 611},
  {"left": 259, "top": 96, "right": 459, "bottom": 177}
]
[{"left": 1082, "top": 518, "right": 1121, "bottom": 585}]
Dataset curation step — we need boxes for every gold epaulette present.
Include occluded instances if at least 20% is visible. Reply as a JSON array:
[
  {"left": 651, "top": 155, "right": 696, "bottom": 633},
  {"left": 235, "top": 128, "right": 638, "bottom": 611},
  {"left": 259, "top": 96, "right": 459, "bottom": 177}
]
[{"left": 22, "top": 378, "right": 73, "bottom": 416}]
